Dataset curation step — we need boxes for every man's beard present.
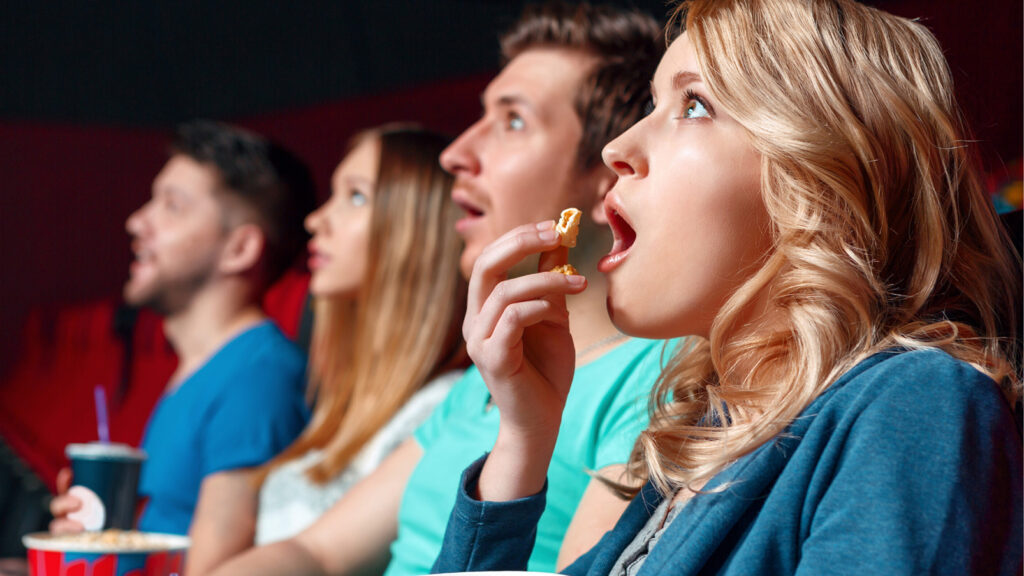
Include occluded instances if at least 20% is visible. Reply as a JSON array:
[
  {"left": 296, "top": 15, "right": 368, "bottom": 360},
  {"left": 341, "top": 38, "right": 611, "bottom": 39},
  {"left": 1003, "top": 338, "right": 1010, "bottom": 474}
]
[{"left": 123, "top": 269, "right": 212, "bottom": 316}]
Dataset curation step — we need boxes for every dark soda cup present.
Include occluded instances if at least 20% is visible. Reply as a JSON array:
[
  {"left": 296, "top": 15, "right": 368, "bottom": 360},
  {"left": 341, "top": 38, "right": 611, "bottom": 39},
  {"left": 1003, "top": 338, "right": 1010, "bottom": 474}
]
[{"left": 65, "top": 443, "right": 146, "bottom": 530}]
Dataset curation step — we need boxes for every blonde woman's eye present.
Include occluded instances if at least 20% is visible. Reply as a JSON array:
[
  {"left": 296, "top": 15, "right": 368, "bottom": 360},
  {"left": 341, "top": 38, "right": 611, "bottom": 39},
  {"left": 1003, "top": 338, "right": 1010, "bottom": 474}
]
[
  {"left": 506, "top": 112, "right": 525, "bottom": 131},
  {"left": 349, "top": 190, "right": 368, "bottom": 207},
  {"left": 685, "top": 101, "right": 709, "bottom": 118},
  {"left": 682, "top": 90, "right": 712, "bottom": 119}
]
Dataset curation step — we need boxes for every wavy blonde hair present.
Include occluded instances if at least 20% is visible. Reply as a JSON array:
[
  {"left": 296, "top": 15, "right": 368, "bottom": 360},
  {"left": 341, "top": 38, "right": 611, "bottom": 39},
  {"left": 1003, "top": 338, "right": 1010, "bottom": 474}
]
[
  {"left": 626, "top": 0, "right": 1021, "bottom": 497},
  {"left": 258, "top": 126, "right": 468, "bottom": 485}
]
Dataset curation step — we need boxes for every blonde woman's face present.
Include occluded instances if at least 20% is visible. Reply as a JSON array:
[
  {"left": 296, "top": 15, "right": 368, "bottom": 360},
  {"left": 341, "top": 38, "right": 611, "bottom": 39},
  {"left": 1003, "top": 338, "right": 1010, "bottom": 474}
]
[
  {"left": 305, "top": 137, "right": 380, "bottom": 298},
  {"left": 600, "top": 33, "right": 770, "bottom": 340}
]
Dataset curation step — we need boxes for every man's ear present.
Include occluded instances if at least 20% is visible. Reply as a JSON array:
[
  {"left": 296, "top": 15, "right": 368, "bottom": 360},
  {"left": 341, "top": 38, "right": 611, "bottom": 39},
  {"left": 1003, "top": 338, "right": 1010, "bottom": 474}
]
[
  {"left": 219, "top": 223, "right": 265, "bottom": 276},
  {"left": 588, "top": 166, "right": 618, "bottom": 225}
]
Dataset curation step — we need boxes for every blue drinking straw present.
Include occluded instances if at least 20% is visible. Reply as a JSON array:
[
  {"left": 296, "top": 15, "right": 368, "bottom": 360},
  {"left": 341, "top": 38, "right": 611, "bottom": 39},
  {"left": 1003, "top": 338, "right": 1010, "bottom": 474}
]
[{"left": 94, "top": 385, "right": 111, "bottom": 444}]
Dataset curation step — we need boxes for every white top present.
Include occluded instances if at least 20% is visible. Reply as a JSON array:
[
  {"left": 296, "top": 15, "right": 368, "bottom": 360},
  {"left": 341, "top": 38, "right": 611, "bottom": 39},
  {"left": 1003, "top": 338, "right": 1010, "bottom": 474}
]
[{"left": 255, "top": 370, "right": 462, "bottom": 545}]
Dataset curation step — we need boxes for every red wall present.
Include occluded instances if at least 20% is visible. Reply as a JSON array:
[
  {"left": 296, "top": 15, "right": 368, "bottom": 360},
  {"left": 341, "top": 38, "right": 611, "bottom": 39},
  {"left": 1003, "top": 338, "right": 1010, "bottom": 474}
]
[{"left": 0, "top": 75, "right": 492, "bottom": 375}]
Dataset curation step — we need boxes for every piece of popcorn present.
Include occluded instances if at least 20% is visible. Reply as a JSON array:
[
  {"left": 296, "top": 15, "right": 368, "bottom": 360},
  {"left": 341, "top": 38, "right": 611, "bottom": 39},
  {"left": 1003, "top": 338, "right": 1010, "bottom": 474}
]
[{"left": 555, "top": 207, "right": 582, "bottom": 248}]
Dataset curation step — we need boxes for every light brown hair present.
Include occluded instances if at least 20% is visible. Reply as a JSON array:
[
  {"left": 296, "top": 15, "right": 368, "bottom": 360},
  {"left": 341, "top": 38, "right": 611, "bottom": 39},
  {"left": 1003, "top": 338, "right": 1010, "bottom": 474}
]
[
  {"left": 626, "top": 0, "right": 1020, "bottom": 497},
  {"left": 258, "top": 126, "right": 468, "bottom": 484},
  {"left": 500, "top": 2, "right": 663, "bottom": 170}
]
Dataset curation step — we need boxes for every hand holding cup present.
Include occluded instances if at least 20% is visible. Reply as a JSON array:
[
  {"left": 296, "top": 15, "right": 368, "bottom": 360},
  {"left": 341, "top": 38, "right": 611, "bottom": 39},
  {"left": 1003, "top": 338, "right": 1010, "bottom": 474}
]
[{"left": 50, "top": 443, "right": 145, "bottom": 533}]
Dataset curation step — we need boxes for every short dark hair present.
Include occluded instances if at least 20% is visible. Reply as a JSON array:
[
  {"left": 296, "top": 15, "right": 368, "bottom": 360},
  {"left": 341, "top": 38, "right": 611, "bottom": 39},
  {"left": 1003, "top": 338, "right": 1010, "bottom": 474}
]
[
  {"left": 501, "top": 2, "right": 663, "bottom": 170},
  {"left": 170, "top": 120, "right": 316, "bottom": 288}
]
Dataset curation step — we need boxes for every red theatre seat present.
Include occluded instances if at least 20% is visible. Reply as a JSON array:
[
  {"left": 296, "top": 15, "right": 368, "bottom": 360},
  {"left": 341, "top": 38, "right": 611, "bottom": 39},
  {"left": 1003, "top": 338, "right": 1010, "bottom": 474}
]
[{"left": 0, "top": 270, "right": 310, "bottom": 493}]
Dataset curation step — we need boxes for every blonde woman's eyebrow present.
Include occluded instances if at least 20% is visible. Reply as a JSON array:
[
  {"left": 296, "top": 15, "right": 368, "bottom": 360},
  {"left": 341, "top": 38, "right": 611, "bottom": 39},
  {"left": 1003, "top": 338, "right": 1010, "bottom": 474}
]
[
  {"left": 334, "top": 175, "right": 375, "bottom": 197},
  {"left": 343, "top": 175, "right": 374, "bottom": 189},
  {"left": 672, "top": 70, "right": 702, "bottom": 91}
]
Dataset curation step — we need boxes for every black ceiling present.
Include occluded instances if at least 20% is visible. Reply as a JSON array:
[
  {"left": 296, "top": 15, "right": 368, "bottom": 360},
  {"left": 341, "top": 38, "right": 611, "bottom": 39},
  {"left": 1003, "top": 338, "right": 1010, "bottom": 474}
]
[
  {"left": 0, "top": 0, "right": 673, "bottom": 126},
  {"left": 2, "top": 0, "right": 1019, "bottom": 144}
]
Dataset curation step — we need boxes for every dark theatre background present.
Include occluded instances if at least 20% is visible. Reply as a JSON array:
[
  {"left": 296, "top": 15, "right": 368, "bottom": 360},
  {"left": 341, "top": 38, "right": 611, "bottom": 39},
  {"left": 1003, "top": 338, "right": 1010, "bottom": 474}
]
[{"left": 0, "top": 0, "right": 1020, "bottom": 554}]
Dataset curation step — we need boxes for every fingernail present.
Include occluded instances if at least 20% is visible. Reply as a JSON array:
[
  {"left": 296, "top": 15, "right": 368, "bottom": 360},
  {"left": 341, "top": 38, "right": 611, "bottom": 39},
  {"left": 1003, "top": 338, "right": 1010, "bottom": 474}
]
[
  {"left": 536, "top": 220, "right": 555, "bottom": 231},
  {"left": 539, "top": 229, "right": 558, "bottom": 241},
  {"left": 567, "top": 274, "right": 585, "bottom": 285}
]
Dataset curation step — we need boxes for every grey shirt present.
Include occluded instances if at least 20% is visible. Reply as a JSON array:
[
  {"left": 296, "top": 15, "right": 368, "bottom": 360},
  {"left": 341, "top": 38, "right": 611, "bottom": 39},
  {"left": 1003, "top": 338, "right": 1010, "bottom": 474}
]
[{"left": 609, "top": 493, "right": 686, "bottom": 576}]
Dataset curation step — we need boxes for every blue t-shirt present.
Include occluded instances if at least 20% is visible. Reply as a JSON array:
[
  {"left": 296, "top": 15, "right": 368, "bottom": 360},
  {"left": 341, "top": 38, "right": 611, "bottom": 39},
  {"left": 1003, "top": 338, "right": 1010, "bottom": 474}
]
[
  {"left": 386, "top": 338, "right": 674, "bottom": 576},
  {"left": 137, "top": 321, "right": 308, "bottom": 534}
]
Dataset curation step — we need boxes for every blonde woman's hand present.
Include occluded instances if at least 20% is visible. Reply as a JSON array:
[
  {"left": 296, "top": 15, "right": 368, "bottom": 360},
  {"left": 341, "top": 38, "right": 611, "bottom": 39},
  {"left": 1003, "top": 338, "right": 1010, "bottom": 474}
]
[{"left": 464, "top": 220, "right": 587, "bottom": 501}]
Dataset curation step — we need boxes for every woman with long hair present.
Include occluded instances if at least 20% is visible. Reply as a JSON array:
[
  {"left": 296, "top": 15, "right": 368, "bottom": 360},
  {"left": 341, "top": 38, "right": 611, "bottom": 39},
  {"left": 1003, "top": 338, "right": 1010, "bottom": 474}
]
[
  {"left": 434, "top": 0, "right": 1022, "bottom": 573},
  {"left": 190, "top": 125, "right": 468, "bottom": 574}
]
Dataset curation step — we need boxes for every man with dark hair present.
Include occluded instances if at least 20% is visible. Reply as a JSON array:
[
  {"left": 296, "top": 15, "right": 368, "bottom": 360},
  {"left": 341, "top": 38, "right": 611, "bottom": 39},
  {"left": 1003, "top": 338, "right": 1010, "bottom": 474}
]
[
  {"left": 209, "top": 4, "right": 665, "bottom": 576},
  {"left": 50, "top": 121, "right": 315, "bottom": 571},
  {"left": 166, "top": 121, "right": 316, "bottom": 290}
]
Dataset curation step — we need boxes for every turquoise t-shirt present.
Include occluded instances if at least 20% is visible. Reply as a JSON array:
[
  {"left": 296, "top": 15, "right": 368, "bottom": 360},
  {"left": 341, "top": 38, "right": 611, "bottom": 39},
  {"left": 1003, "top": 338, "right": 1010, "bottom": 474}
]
[
  {"left": 385, "top": 337, "right": 674, "bottom": 576},
  {"left": 138, "top": 321, "right": 308, "bottom": 534}
]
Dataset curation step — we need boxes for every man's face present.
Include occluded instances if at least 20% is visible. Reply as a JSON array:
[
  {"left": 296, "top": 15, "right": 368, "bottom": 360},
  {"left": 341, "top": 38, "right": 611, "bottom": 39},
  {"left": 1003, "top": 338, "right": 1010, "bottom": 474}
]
[
  {"left": 441, "top": 48, "right": 596, "bottom": 278},
  {"left": 123, "top": 154, "right": 229, "bottom": 314}
]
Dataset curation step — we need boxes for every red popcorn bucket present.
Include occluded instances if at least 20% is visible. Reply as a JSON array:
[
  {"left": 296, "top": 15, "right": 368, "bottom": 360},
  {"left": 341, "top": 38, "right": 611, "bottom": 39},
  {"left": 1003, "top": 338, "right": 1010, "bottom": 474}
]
[{"left": 22, "top": 531, "right": 189, "bottom": 576}]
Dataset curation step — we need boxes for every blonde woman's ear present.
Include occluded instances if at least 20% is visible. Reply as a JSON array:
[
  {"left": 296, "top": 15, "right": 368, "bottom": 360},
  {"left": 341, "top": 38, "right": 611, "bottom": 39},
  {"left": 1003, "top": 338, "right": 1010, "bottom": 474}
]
[{"left": 219, "top": 223, "right": 266, "bottom": 276}]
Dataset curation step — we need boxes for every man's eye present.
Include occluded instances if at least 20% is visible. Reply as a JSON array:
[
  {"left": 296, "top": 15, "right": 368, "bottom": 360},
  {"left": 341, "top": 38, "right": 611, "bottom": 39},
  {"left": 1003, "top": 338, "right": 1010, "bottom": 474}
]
[
  {"left": 163, "top": 197, "right": 181, "bottom": 212},
  {"left": 349, "top": 190, "right": 368, "bottom": 207},
  {"left": 506, "top": 112, "right": 525, "bottom": 131}
]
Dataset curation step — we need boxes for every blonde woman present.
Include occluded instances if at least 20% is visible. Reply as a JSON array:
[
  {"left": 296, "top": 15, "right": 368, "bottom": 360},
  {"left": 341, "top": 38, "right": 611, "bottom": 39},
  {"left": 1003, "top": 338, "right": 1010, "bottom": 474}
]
[
  {"left": 434, "top": 0, "right": 1022, "bottom": 574},
  {"left": 189, "top": 126, "right": 467, "bottom": 574}
]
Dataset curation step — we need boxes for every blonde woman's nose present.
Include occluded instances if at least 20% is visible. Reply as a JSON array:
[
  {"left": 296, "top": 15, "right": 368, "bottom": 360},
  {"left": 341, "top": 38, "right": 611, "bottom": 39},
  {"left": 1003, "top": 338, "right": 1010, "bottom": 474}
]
[
  {"left": 602, "top": 126, "right": 647, "bottom": 179},
  {"left": 305, "top": 204, "right": 326, "bottom": 234}
]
